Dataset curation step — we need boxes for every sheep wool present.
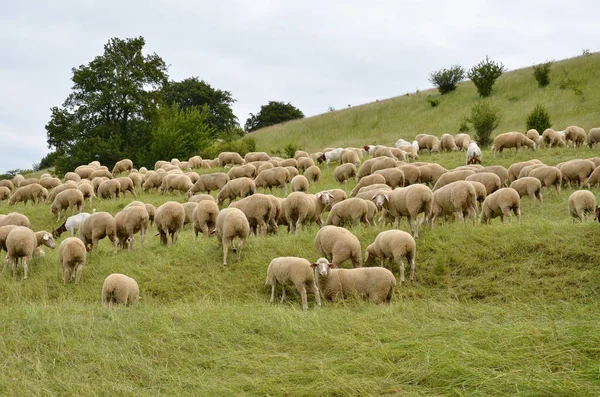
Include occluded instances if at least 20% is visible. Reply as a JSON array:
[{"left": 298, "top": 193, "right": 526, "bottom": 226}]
[
  {"left": 266, "top": 257, "right": 321, "bottom": 310},
  {"left": 101, "top": 273, "right": 139, "bottom": 306}
]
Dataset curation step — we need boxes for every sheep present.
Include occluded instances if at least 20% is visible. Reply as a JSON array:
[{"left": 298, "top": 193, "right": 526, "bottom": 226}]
[
  {"left": 115, "top": 206, "right": 149, "bottom": 250},
  {"left": 6, "top": 227, "right": 55, "bottom": 279},
  {"left": 340, "top": 149, "right": 361, "bottom": 165},
  {"left": 244, "top": 151, "right": 271, "bottom": 162},
  {"left": 371, "top": 184, "right": 433, "bottom": 237},
  {"left": 558, "top": 159, "right": 595, "bottom": 188},
  {"left": 0, "top": 180, "right": 14, "bottom": 192},
  {"left": 284, "top": 191, "right": 333, "bottom": 234},
  {"left": 585, "top": 166, "right": 600, "bottom": 188},
  {"left": 12, "top": 174, "right": 25, "bottom": 187},
  {"left": 0, "top": 186, "right": 11, "bottom": 203},
  {"left": 455, "top": 133, "right": 471, "bottom": 151},
  {"left": 79, "top": 212, "right": 118, "bottom": 254},
  {"left": 396, "top": 164, "right": 420, "bottom": 185},
  {"left": 52, "top": 212, "right": 92, "bottom": 238},
  {"left": 0, "top": 224, "right": 18, "bottom": 268},
  {"left": 568, "top": 190, "right": 596, "bottom": 222},
  {"left": 297, "top": 157, "right": 315, "bottom": 172},
  {"left": 125, "top": 201, "right": 156, "bottom": 227},
  {"left": 370, "top": 157, "right": 397, "bottom": 173},
  {"left": 430, "top": 180, "right": 477, "bottom": 228},
  {"left": 415, "top": 134, "right": 440, "bottom": 153},
  {"left": 311, "top": 257, "right": 396, "bottom": 304},
  {"left": 255, "top": 168, "right": 289, "bottom": 195},
  {"left": 58, "top": 237, "right": 87, "bottom": 285},
  {"left": 181, "top": 202, "right": 198, "bottom": 226},
  {"left": 541, "top": 128, "right": 566, "bottom": 148},
  {"left": 365, "top": 230, "right": 416, "bottom": 283},
  {"left": 227, "top": 165, "right": 256, "bottom": 180},
  {"left": 332, "top": 163, "right": 356, "bottom": 184},
  {"left": 142, "top": 171, "right": 165, "bottom": 191},
  {"left": 314, "top": 225, "right": 362, "bottom": 269},
  {"left": 256, "top": 162, "right": 274, "bottom": 174},
  {"left": 159, "top": 174, "right": 193, "bottom": 195},
  {"left": 528, "top": 166, "right": 562, "bottom": 197},
  {"left": 326, "top": 198, "right": 371, "bottom": 227},
  {"left": 218, "top": 151, "right": 245, "bottom": 167},
  {"left": 8, "top": 184, "right": 48, "bottom": 205},
  {"left": 0, "top": 212, "right": 30, "bottom": 228},
  {"left": 188, "top": 172, "right": 230, "bottom": 197},
  {"left": 283, "top": 166, "right": 299, "bottom": 181},
  {"left": 586, "top": 128, "right": 600, "bottom": 148},
  {"left": 88, "top": 161, "right": 102, "bottom": 168},
  {"left": 440, "top": 134, "right": 457, "bottom": 151},
  {"left": 432, "top": 169, "right": 476, "bottom": 191},
  {"left": 97, "top": 179, "right": 121, "bottom": 200},
  {"left": 114, "top": 177, "right": 137, "bottom": 198},
  {"left": 74, "top": 166, "right": 95, "bottom": 179},
  {"left": 316, "top": 148, "right": 343, "bottom": 165},
  {"left": 508, "top": 160, "right": 543, "bottom": 183},
  {"left": 50, "top": 189, "right": 84, "bottom": 221},
  {"left": 356, "top": 158, "right": 378, "bottom": 179},
  {"left": 356, "top": 186, "right": 391, "bottom": 201},
  {"left": 112, "top": 159, "right": 134, "bottom": 175},
  {"left": 475, "top": 165, "right": 509, "bottom": 187},
  {"left": 465, "top": 142, "right": 482, "bottom": 165},
  {"left": 466, "top": 180, "right": 487, "bottom": 210},
  {"left": 465, "top": 172, "right": 501, "bottom": 195},
  {"left": 216, "top": 177, "right": 256, "bottom": 206},
  {"left": 372, "top": 168, "right": 405, "bottom": 189},
  {"left": 188, "top": 194, "right": 216, "bottom": 203},
  {"left": 370, "top": 146, "right": 398, "bottom": 160},
  {"left": 188, "top": 155, "right": 203, "bottom": 169},
  {"left": 294, "top": 150, "right": 310, "bottom": 160},
  {"left": 480, "top": 188, "right": 521, "bottom": 224},
  {"left": 192, "top": 200, "right": 220, "bottom": 238},
  {"left": 19, "top": 178, "right": 40, "bottom": 187},
  {"left": 265, "top": 257, "right": 321, "bottom": 310},
  {"left": 492, "top": 132, "right": 536, "bottom": 156},
  {"left": 215, "top": 207, "right": 250, "bottom": 265},
  {"left": 415, "top": 163, "right": 447, "bottom": 185},
  {"left": 77, "top": 181, "right": 95, "bottom": 206},
  {"left": 304, "top": 165, "right": 321, "bottom": 183},
  {"left": 526, "top": 129, "right": 540, "bottom": 144},
  {"left": 229, "top": 193, "right": 274, "bottom": 236},
  {"left": 325, "top": 189, "right": 348, "bottom": 211},
  {"left": 154, "top": 201, "right": 185, "bottom": 246},
  {"left": 564, "top": 126, "right": 586, "bottom": 147},
  {"left": 101, "top": 273, "right": 139, "bottom": 306},
  {"left": 89, "top": 169, "right": 113, "bottom": 180},
  {"left": 127, "top": 172, "right": 143, "bottom": 188},
  {"left": 350, "top": 174, "right": 386, "bottom": 197},
  {"left": 290, "top": 175, "right": 309, "bottom": 192},
  {"left": 39, "top": 177, "right": 61, "bottom": 190},
  {"left": 510, "top": 177, "right": 543, "bottom": 206},
  {"left": 280, "top": 159, "right": 298, "bottom": 168}
]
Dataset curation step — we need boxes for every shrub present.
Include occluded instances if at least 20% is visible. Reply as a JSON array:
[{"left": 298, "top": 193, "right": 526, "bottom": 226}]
[
  {"left": 467, "top": 56, "right": 506, "bottom": 97},
  {"left": 466, "top": 102, "right": 501, "bottom": 147},
  {"left": 458, "top": 117, "right": 470, "bottom": 133},
  {"left": 427, "top": 98, "right": 439, "bottom": 108},
  {"left": 533, "top": 61, "right": 553, "bottom": 87},
  {"left": 526, "top": 104, "right": 552, "bottom": 133},
  {"left": 429, "top": 65, "right": 465, "bottom": 94}
]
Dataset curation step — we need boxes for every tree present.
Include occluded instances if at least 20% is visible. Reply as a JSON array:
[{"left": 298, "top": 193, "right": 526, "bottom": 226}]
[
  {"left": 466, "top": 101, "right": 501, "bottom": 147},
  {"left": 162, "top": 77, "right": 238, "bottom": 133},
  {"left": 45, "top": 36, "right": 168, "bottom": 174},
  {"left": 526, "top": 103, "right": 551, "bottom": 132},
  {"left": 533, "top": 61, "right": 553, "bottom": 87},
  {"left": 467, "top": 56, "right": 506, "bottom": 97},
  {"left": 429, "top": 65, "right": 465, "bottom": 94},
  {"left": 244, "top": 101, "right": 304, "bottom": 132}
]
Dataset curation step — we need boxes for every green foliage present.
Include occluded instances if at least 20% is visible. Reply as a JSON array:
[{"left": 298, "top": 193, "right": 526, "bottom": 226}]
[
  {"left": 526, "top": 103, "right": 552, "bottom": 132},
  {"left": 283, "top": 143, "right": 298, "bottom": 159},
  {"left": 533, "top": 61, "right": 553, "bottom": 87},
  {"left": 467, "top": 56, "right": 506, "bottom": 97},
  {"left": 466, "top": 101, "right": 501, "bottom": 147},
  {"left": 458, "top": 117, "right": 470, "bottom": 133},
  {"left": 37, "top": 151, "right": 61, "bottom": 170},
  {"left": 429, "top": 64, "right": 465, "bottom": 94},
  {"left": 427, "top": 97, "right": 439, "bottom": 107},
  {"left": 245, "top": 101, "right": 304, "bottom": 132},
  {"left": 199, "top": 136, "right": 255, "bottom": 159}
]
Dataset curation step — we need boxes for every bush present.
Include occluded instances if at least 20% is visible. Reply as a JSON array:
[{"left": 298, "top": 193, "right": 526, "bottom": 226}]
[
  {"left": 458, "top": 117, "right": 470, "bottom": 133},
  {"left": 466, "top": 102, "right": 501, "bottom": 147},
  {"left": 427, "top": 97, "right": 439, "bottom": 108},
  {"left": 467, "top": 56, "right": 506, "bottom": 97},
  {"left": 429, "top": 65, "right": 465, "bottom": 94},
  {"left": 533, "top": 61, "right": 553, "bottom": 87},
  {"left": 526, "top": 104, "right": 552, "bottom": 133}
]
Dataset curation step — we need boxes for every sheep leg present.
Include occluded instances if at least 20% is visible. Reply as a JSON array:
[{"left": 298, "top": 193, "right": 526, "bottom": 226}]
[
  {"left": 236, "top": 237, "right": 246, "bottom": 261},
  {"left": 397, "top": 256, "right": 405, "bottom": 284},
  {"left": 308, "top": 280, "right": 321, "bottom": 308},
  {"left": 62, "top": 265, "right": 70, "bottom": 285},
  {"left": 280, "top": 284, "right": 286, "bottom": 304},
  {"left": 269, "top": 283, "right": 276, "bottom": 304},
  {"left": 515, "top": 208, "right": 521, "bottom": 224},
  {"left": 470, "top": 205, "right": 477, "bottom": 227},
  {"left": 172, "top": 231, "right": 179, "bottom": 246},
  {"left": 22, "top": 256, "right": 30, "bottom": 280},
  {"left": 11, "top": 257, "right": 18, "bottom": 279},
  {"left": 296, "top": 283, "right": 308, "bottom": 310},
  {"left": 74, "top": 263, "right": 83, "bottom": 284},
  {"left": 222, "top": 239, "right": 229, "bottom": 265}
]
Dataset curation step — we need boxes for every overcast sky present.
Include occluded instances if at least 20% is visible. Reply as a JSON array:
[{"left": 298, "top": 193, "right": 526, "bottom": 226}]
[{"left": 0, "top": 1, "right": 597, "bottom": 173}]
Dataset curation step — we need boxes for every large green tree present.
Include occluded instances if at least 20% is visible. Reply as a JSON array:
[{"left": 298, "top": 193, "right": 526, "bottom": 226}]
[
  {"left": 244, "top": 101, "right": 304, "bottom": 132},
  {"left": 46, "top": 36, "right": 169, "bottom": 174}
]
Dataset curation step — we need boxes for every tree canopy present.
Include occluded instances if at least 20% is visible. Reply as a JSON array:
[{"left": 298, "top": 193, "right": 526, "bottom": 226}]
[{"left": 244, "top": 101, "right": 304, "bottom": 132}]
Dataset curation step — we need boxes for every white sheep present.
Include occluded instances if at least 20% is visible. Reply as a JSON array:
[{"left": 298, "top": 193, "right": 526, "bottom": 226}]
[
  {"left": 187, "top": 172, "right": 230, "bottom": 197},
  {"left": 465, "top": 142, "right": 482, "bottom": 165},
  {"left": 432, "top": 169, "right": 476, "bottom": 192},
  {"left": 304, "top": 165, "right": 321, "bottom": 183},
  {"left": 415, "top": 163, "right": 447, "bottom": 185},
  {"left": 115, "top": 206, "right": 149, "bottom": 250},
  {"left": 79, "top": 212, "right": 118, "bottom": 254},
  {"left": 50, "top": 189, "right": 84, "bottom": 221},
  {"left": 254, "top": 168, "right": 289, "bottom": 195},
  {"left": 290, "top": 175, "right": 309, "bottom": 192},
  {"left": 297, "top": 157, "right": 315, "bottom": 172},
  {"left": 58, "top": 237, "right": 87, "bottom": 285},
  {"left": 326, "top": 198, "right": 371, "bottom": 227},
  {"left": 0, "top": 186, "right": 11, "bottom": 204},
  {"left": 6, "top": 227, "right": 56, "bottom": 279},
  {"left": 465, "top": 172, "right": 501, "bottom": 195},
  {"left": 284, "top": 191, "right": 333, "bottom": 234},
  {"left": 568, "top": 190, "right": 596, "bottom": 222},
  {"left": 350, "top": 174, "right": 386, "bottom": 197},
  {"left": 8, "top": 184, "right": 48, "bottom": 205},
  {"left": 216, "top": 177, "right": 256, "bottom": 206},
  {"left": 564, "top": 126, "right": 586, "bottom": 147},
  {"left": 374, "top": 168, "right": 405, "bottom": 189},
  {"left": 115, "top": 177, "right": 137, "bottom": 198},
  {"left": 311, "top": 257, "right": 396, "bottom": 304},
  {"left": 97, "top": 179, "right": 121, "bottom": 200},
  {"left": 365, "top": 230, "right": 416, "bottom": 283},
  {"left": 0, "top": 212, "right": 30, "bottom": 228},
  {"left": 510, "top": 177, "right": 543, "bottom": 207},
  {"left": 217, "top": 152, "right": 245, "bottom": 167},
  {"left": 215, "top": 207, "right": 250, "bottom": 265},
  {"left": 492, "top": 132, "right": 536, "bottom": 156},
  {"left": 229, "top": 193, "right": 274, "bottom": 236},
  {"left": 112, "top": 159, "right": 134, "bottom": 175},
  {"left": 333, "top": 163, "right": 357, "bottom": 184},
  {"left": 154, "top": 201, "right": 185, "bottom": 246},
  {"left": 528, "top": 165, "right": 562, "bottom": 198},
  {"left": 192, "top": 200, "right": 220, "bottom": 238},
  {"left": 314, "top": 225, "right": 362, "bottom": 269},
  {"left": 455, "top": 133, "right": 471, "bottom": 151},
  {"left": 430, "top": 180, "right": 477, "bottom": 228},
  {"left": 480, "top": 188, "right": 521, "bottom": 224},
  {"left": 265, "top": 257, "right": 321, "bottom": 310},
  {"left": 182, "top": 202, "right": 198, "bottom": 226},
  {"left": 159, "top": 174, "right": 193, "bottom": 195},
  {"left": 586, "top": 128, "right": 600, "bottom": 148},
  {"left": 371, "top": 184, "right": 433, "bottom": 237},
  {"left": 101, "top": 273, "right": 139, "bottom": 306},
  {"left": 227, "top": 164, "right": 256, "bottom": 180},
  {"left": 440, "top": 134, "right": 458, "bottom": 151}
]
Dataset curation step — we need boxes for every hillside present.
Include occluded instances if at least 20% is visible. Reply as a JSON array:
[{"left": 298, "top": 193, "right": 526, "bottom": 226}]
[{"left": 251, "top": 53, "right": 600, "bottom": 153}]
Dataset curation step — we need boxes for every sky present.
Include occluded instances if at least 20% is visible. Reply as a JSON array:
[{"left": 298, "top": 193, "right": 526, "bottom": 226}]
[{"left": 0, "top": 0, "right": 598, "bottom": 173}]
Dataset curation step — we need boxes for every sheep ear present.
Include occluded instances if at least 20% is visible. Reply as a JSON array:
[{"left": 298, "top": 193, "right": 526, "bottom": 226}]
[
  {"left": 310, "top": 263, "right": 318, "bottom": 268},
  {"left": 329, "top": 263, "right": 337, "bottom": 268},
  {"left": 43, "top": 234, "right": 49, "bottom": 241}
]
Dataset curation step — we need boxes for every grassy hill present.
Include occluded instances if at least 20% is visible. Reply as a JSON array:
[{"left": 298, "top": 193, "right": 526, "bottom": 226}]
[{"left": 251, "top": 53, "right": 600, "bottom": 153}]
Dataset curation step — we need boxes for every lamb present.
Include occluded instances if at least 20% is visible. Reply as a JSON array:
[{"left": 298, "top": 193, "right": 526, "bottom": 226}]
[
  {"left": 311, "top": 257, "right": 396, "bottom": 304},
  {"left": 254, "top": 167, "right": 290, "bottom": 195},
  {"left": 480, "top": 188, "right": 521, "bottom": 224},
  {"left": 568, "top": 190, "right": 596, "bottom": 222},
  {"left": 6, "top": 227, "right": 56, "bottom": 279},
  {"left": 50, "top": 189, "right": 84, "bottom": 220},
  {"left": 340, "top": 149, "right": 361, "bottom": 165},
  {"left": 0, "top": 186, "right": 11, "bottom": 203},
  {"left": 314, "top": 225, "right": 362, "bottom": 269},
  {"left": 217, "top": 151, "right": 245, "bottom": 167},
  {"left": 432, "top": 169, "right": 476, "bottom": 192},
  {"left": 227, "top": 164, "right": 256, "bottom": 180},
  {"left": 365, "top": 230, "right": 416, "bottom": 283},
  {"left": 440, "top": 134, "right": 457, "bottom": 151},
  {"left": 465, "top": 172, "right": 501, "bottom": 195},
  {"left": 265, "top": 257, "right": 321, "bottom": 310},
  {"left": 101, "top": 273, "right": 139, "bottom": 306},
  {"left": 290, "top": 175, "right": 309, "bottom": 192},
  {"left": 229, "top": 193, "right": 274, "bottom": 236},
  {"left": 58, "top": 237, "right": 87, "bottom": 285},
  {"left": 244, "top": 151, "right": 271, "bottom": 162},
  {"left": 215, "top": 207, "right": 250, "bottom": 265},
  {"left": 558, "top": 159, "right": 595, "bottom": 188},
  {"left": 586, "top": 128, "right": 600, "bottom": 148},
  {"left": 415, "top": 163, "right": 447, "bottom": 185},
  {"left": 52, "top": 212, "right": 92, "bottom": 238},
  {"left": 154, "top": 201, "right": 185, "bottom": 246},
  {"left": 284, "top": 191, "right": 333, "bottom": 234},
  {"left": 297, "top": 157, "right": 315, "bottom": 172},
  {"left": 430, "top": 180, "right": 477, "bottom": 228},
  {"left": 510, "top": 177, "right": 543, "bottom": 206},
  {"left": 114, "top": 206, "right": 149, "bottom": 250},
  {"left": 564, "top": 125, "right": 586, "bottom": 147},
  {"left": 303, "top": 165, "right": 321, "bottom": 183},
  {"left": 97, "top": 179, "right": 121, "bottom": 199},
  {"left": 115, "top": 177, "right": 137, "bottom": 198},
  {"left": 112, "top": 159, "right": 134, "bottom": 175},
  {"left": 528, "top": 166, "right": 562, "bottom": 197},
  {"left": 371, "top": 184, "right": 433, "bottom": 237},
  {"left": 79, "top": 212, "right": 118, "bottom": 254},
  {"left": 326, "top": 198, "right": 371, "bottom": 227},
  {"left": 541, "top": 128, "right": 566, "bottom": 148},
  {"left": 465, "top": 142, "right": 482, "bottom": 165},
  {"left": 192, "top": 199, "right": 220, "bottom": 238},
  {"left": 508, "top": 160, "right": 543, "bottom": 183},
  {"left": 8, "top": 184, "right": 48, "bottom": 205},
  {"left": 316, "top": 148, "right": 343, "bottom": 165},
  {"left": 159, "top": 174, "right": 193, "bottom": 195},
  {"left": 455, "top": 133, "right": 471, "bottom": 151},
  {"left": 188, "top": 172, "right": 229, "bottom": 197},
  {"left": 0, "top": 212, "right": 30, "bottom": 228},
  {"left": 492, "top": 132, "right": 536, "bottom": 156},
  {"left": 216, "top": 177, "right": 256, "bottom": 206},
  {"left": 526, "top": 129, "right": 540, "bottom": 144},
  {"left": 350, "top": 174, "right": 386, "bottom": 197}
]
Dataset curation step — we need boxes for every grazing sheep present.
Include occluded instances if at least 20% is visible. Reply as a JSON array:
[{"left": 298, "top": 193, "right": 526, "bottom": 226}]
[
  {"left": 357, "top": 158, "right": 379, "bottom": 179},
  {"left": 115, "top": 177, "right": 137, "bottom": 198},
  {"left": 89, "top": 169, "right": 113, "bottom": 180},
  {"left": 284, "top": 191, "right": 333, "bottom": 234},
  {"left": 229, "top": 194, "right": 274, "bottom": 236},
  {"left": 455, "top": 133, "right": 471, "bottom": 151},
  {"left": 528, "top": 166, "right": 562, "bottom": 197},
  {"left": 431, "top": 181, "right": 477, "bottom": 228},
  {"left": 586, "top": 128, "right": 600, "bottom": 148},
  {"left": 492, "top": 132, "right": 536, "bottom": 156},
  {"left": 466, "top": 180, "right": 487, "bottom": 210},
  {"left": 324, "top": 189, "right": 348, "bottom": 212},
  {"left": 77, "top": 181, "right": 95, "bottom": 205},
  {"left": 101, "top": 273, "right": 139, "bottom": 306},
  {"left": 115, "top": 206, "right": 149, "bottom": 250},
  {"left": 216, "top": 177, "right": 256, "bottom": 206},
  {"left": 40, "top": 177, "right": 61, "bottom": 190},
  {"left": 396, "top": 164, "right": 420, "bottom": 185},
  {"left": 188, "top": 155, "right": 203, "bottom": 169},
  {"left": 0, "top": 180, "right": 14, "bottom": 192},
  {"left": 340, "top": 149, "right": 361, "bottom": 165},
  {"left": 97, "top": 179, "right": 121, "bottom": 200},
  {"left": 280, "top": 159, "right": 298, "bottom": 168},
  {"left": 0, "top": 186, "right": 11, "bottom": 203},
  {"left": 373, "top": 168, "right": 405, "bottom": 189},
  {"left": 159, "top": 174, "right": 193, "bottom": 195},
  {"left": 8, "top": 184, "right": 48, "bottom": 205},
  {"left": 526, "top": 129, "right": 540, "bottom": 144},
  {"left": 568, "top": 190, "right": 596, "bottom": 222},
  {"left": 244, "top": 151, "right": 271, "bottom": 162},
  {"left": 227, "top": 164, "right": 256, "bottom": 180},
  {"left": 154, "top": 201, "right": 185, "bottom": 246},
  {"left": 0, "top": 225, "right": 18, "bottom": 268},
  {"left": 415, "top": 163, "right": 447, "bottom": 185},
  {"left": 256, "top": 162, "right": 274, "bottom": 174},
  {"left": 510, "top": 177, "right": 543, "bottom": 207},
  {"left": 334, "top": 163, "right": 358, "bottom": 184},
  {"left": 585, "top": 166, "right": 600, "bottom": 188},
  {"left": 294, "top": 150, "right": 310, "bottom": 160},
  {"left": 79, "top": 212, "right": 118, "bottom": 254},
  {"left": 326, "top": 198, "right": 370, "bottom": 227},
  {"left": 432, "top": 169, "right": 476, "bottom": 192},
  {"left": 6, "top": 227, "right": 55, "bottom": 279},
  {"left": 255, "top": 168, "right": 290, "bottom": 195},
  {"left": 283, "top": 166, "right": 299, "bottom": 181},
  {"left": 188, "top": 172, "right": 229, "bottom": 197},
  {"left": 125, "top": 201, "right": 156, "bottom": 227},
  {"left": 52, "top": 212, "right": 92, "bottom": 238},
  {"left": 290, "top": 175, "right": 309, "bottom": 192},
  {"left": 304, "top": 165, "right": 321, "bottom": 183},
  {"left": 311, "top": 257, "right": 396, "bottom": 304},
  {"left": 541, "top": 128, "right": 566, "bottom": 148},
  {"left": 218, "top": 152, "right": 245, "bottom": 167},
  {"left": 142, "top": 171, "right": 166, "bottom": 191},
  {"left": 188, "top": 194, "right": 216, "bottom": 203},
  {"left": 0, "top": 212, "right": 30, "bottom": 228},
  {"left": 48, "top": 182, "right": 78, "bottom": 203},
  {"left": 416, "top": 134, "right": 440, "bottom": 153},
  {"left": 480, "top": 188, "right": 521, "bottom": 224},
  {"left": 112, "top": 159, "right": 134, "bottom": 175},
  {"left": 440, "top": 134, "right": 457, "bottom": 151},
  {"left": 265, "top": 257, "right": 321, "bottom": 310},
  {"left": 50, "top": 189, "right": 84, "bottom": 221},
  {"left": 465, "top": 172, "right": 501, "bottom": 195},
  {"left": 350, "top": 174, "right": 386, "bottom": 197},
  {"left": 12, "top": 174, "right": 25, "bottom": 187},
  {"left": 475, "top": 165, "right": 509, "bottom": 187},
  {"left": 192, "top": 200, "right": 220, "bottom": 238},
  {"left": 465, "top": 142, "right": 482, "bottom": 165},
  {"left": 365, "top": 230, "right": 416, "bottom": 283},
  {"left": 297, "top": 157, "right": 315, "bottom": 172},
  {"left": 19, "top": 178, "right": 40, "bottom": 187},
  {"left": 215, "top": 207, "right": 250, "bottom": 265},
  {"left": 371, "top": 184, "right": 432, "bottom": 237},
  {"left": 564, "top": 126, "right": 586, "bottom": 147},
  {"left": 507, "top": 160, "right": 543, "bottom": 183},
  {"left": 181, "top": 202, "right": 198, "bottom": 226},
  {"left": 370, "top": 157, "right": 397, "bottom": 173},
  {"left": 558, "top": 159, "right": 595, "bottom": 188},
  {"left": 314, "top": 226, "right": 362, "bottom": 269},
  {"left": 58, "top": 237, "right": 87, "bottom": 285}
]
